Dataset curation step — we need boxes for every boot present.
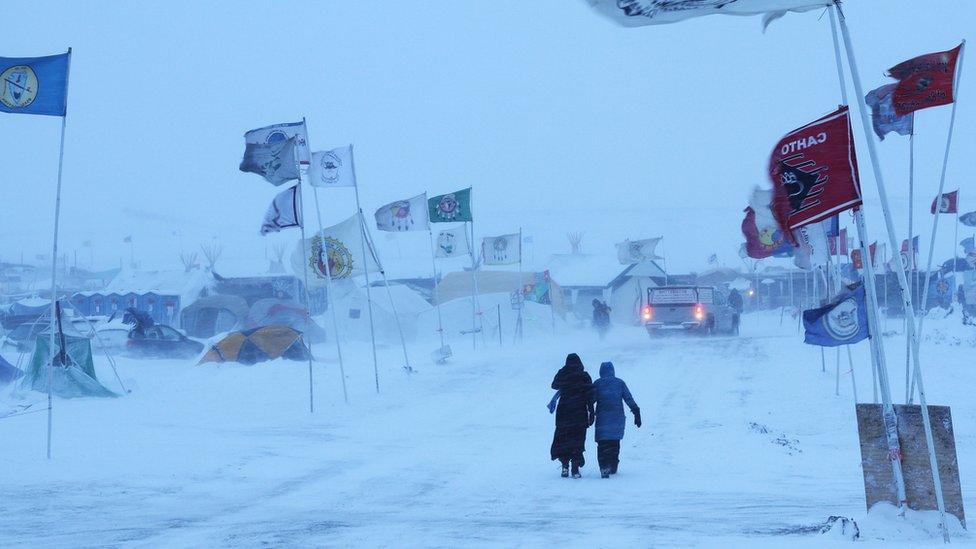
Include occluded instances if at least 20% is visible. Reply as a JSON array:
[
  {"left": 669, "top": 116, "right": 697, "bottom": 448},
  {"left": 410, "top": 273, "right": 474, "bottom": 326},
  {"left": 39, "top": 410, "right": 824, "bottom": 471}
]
[
  {"left": 561, "top": 465, "right": 569, "bottom": 478},
  {"left": 601, "top": 468, "right": 611, "bottom": 479},
  {"left": 571, "top": 460, "right": 581, "bottom": 479}
]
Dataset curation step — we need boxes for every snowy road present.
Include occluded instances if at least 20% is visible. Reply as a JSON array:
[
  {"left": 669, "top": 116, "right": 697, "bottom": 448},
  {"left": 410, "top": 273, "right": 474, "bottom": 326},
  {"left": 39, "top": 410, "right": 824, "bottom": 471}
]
[{"left": 2, "top": 311, "right": 974, "bottom": 547}]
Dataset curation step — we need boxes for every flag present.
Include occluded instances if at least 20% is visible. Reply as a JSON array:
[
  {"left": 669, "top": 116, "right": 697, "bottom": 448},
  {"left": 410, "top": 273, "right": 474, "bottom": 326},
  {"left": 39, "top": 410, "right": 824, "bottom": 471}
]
[
  {"left": 428, "top": 188, "right": 473, "bottom": 223},
  {"left": 961, "top": 237, "right": 976, "bottom": 267},
  {"left": 707, "top": 253, "right": 718, "bottom": 265},
  {"left": 828, "top": 228, "right": 848, "bottom": 257},
  {"left": 792, "top": 219, "right": 831, "bottom": 270},
  {"left": 308, "top": 145, "right": 356, "bottom": 188},
  {"left": 482, "top": 234, "right": 521, "bottom": 265},
  {"left": 523, "top": 271, "right": 552, "bottom": 304},
  {"left": 374, "top": 193, "right": 429, "bottom": 232},
  {"left": 584, "top": 0, "right": 828, "bottom": 27},
  {"left": 239, "top": 137, "right": 300, "bottom": 186},
  {"left": 892, "top": 236, "right": 920, "bottom": 271},
  {"left": 864, "top": 83, "right": 914, "bottom": 140},
  {"left": 930, "top": 190, "right": 959, "bottom": 214},
  {"left": 291, "top": 213, "right": 380, "bottom": 286},
  {"left": 887, "top": 44, "right": 962, "bottom": 116},
  {"left": 260, "top": 185, "right": 302, "bottom": 235},
  {"left": 0, "top": 52, "right": 69, "bottom": 116},
  {"left": 244, "top": 121, "right": 310, "bottom": 164},
  {"left": 803, "top": 285, "right": 869, "bottom": 347},
  {"left": 741, "top": 188, "right": 794, "bottom": 259},
  {"left": 960, "top": 211, "right": 976, "bottom": 227},
  {"left": 769, "top": 107, "right": 863, "bottom": 237},
  {"left": 435, "top": 227, "right": 470, "bottom": 258},
  {"left": 851, "top": 243, "right": 877, "bottom": 270},
  {"left": 616, "top": 237, "right": 663, "bottom": 264},
  {"left": 122, "top": 236, "right": 132, "bottom": 243}
]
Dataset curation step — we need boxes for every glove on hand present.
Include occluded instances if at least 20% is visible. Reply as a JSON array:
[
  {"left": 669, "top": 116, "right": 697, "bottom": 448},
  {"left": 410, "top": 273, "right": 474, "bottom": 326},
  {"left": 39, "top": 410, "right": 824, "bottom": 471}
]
[{"left": 634, "top": 409, "right": 642, "bottom": 428}]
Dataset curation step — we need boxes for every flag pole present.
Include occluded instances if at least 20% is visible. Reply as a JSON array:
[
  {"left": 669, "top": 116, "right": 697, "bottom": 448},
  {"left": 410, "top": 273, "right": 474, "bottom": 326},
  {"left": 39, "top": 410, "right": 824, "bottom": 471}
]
[
  {"left": 427, "top": 226, "right": 447, "bottom": 355},
  {"left": 467, "top": 221, "right": 480, "bottom": 350},
  {"left": 349, "top": 145, "right": 381, "bottom": 393},
  {"left": 911, "top": 40, "right": 966, "bottom": 404},
  {"left": 835, "top": 3, "right": 949, "bottom": 538},
  {"left": 46, "top": 47, "right": 72, "bottom": 460},
  {"left": 295, "top": 185, "right": 323, "bottom": 410},
  {"left": 360, "top": 216, "right": 413, "bottom": 372},
  {"left": 905, "top": 132, "right": 915, "bottom": 403},
  {"left": 309, "top": 185, "right": 349, "bottom": 405},
  {"left": 516, "top": 227, "right": 524, "bottom": 343}
]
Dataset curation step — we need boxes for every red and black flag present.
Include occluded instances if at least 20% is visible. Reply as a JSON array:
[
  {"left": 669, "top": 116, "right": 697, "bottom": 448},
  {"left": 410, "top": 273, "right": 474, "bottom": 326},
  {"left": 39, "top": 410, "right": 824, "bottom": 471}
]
[
  {"left": 887, "top": 44, "right": 963, "bottom": 116},
  {"left": 931, "top": 190, "right": 959, "bottom": 214},
  {"left": 769, "top": 107, "right": 863, "bottom": 243}
]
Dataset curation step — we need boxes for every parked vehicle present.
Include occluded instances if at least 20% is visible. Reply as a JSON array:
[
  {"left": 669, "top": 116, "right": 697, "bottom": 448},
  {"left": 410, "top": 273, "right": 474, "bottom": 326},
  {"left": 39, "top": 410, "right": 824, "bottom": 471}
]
[
  {"left": 126, "top": 324, "right": 205, "bottom": 359},
  {"left": 642, "top": 286, "right": 739, "bottom": 336}
]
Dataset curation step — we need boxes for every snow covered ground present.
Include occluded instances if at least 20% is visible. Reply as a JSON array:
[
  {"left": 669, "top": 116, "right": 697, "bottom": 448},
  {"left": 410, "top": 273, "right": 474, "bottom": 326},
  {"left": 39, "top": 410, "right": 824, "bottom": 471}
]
[{"left": 2, "top": 310, "right": 976, "bottom": 547}]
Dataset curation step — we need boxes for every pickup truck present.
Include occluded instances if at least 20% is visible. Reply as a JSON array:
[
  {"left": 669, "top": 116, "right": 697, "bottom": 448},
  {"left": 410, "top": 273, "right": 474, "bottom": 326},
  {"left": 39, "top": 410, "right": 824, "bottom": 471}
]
[{"left": 642, "top": 286, "right": 739, "bottom": 336}]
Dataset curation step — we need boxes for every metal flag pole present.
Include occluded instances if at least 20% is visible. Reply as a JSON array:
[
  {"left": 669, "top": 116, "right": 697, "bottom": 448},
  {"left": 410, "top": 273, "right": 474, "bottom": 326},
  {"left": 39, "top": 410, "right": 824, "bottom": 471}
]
[
  {"left": 296, "top": 185, "right": 323, "bottom": 410},
  {"left": 905, "top": 131, "right": 915, "bottom": 403},
  {"left": 912, "top": 40, "right": 966, "bottom": 404},
  {"left": 516, "top": 227, "right": 524, "bottom": 344},
  {"left": 467, "top": 222, "right": 478, "bottom": 350},
  {"left": 835, "top": 2, "right": 949, "bottom": 538},
  {"left": 427, "top": 228, "right": 447, "bottom": 354},
  {"left": 304, "top": 117, "right": 350, "bottom": 406},
  {"left": 46, "top": 47, "right": 72, "bottom": 460},
  {"left": 348, "top": 145, "right": 381, "bottom": 394},
  {"left": 360, "top": 215, "right": 413, "bottom": 372}
]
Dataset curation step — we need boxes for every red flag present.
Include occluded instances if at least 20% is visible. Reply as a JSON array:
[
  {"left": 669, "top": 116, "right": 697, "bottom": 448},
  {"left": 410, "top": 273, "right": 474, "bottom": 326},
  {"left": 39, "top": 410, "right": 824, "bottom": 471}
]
[
  {"left": 769, "top": 107, "right": 863, "bottom": 242},
  {"left": 888, "top": 44, "right": 962, "bottom": 116},
  {"left": 850, "top": 242, "right": 877, "bottom": 270},
  {"left": 930, "top": 189, "right": 959, "bottom": 214},
  {"left": 828, "top": 228, "right": 848, "bottom": 256}
]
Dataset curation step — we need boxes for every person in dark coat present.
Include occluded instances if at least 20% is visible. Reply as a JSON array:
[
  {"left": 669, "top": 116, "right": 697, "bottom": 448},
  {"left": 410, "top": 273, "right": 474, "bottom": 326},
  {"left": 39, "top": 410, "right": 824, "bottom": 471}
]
[
  {"left": 550, "top": 353, "right": 594, "bottom": 478},
  {"left": 592, "top": 299, "right": 611, "bottom": 339},
  {"left": 728, "top": 289, "right": 744, "bottom": 314},
  {"left": 590, "top": 361, "right": 640, "bottom": 478}
]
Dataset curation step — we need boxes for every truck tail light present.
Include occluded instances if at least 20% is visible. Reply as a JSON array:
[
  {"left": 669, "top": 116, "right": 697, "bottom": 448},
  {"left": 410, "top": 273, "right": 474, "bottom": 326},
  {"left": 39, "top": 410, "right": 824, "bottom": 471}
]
[
  {"left": 642, "top": 306, "right": 653, "bottom": 321},
  {"left": 694, "top": 305, "right": 704, "bottom": 320}
]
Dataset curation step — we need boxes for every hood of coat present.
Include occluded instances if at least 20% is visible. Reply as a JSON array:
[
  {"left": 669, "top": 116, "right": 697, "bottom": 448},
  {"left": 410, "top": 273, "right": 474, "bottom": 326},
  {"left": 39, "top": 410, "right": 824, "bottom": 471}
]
[
  {"left": 565, "top": 353, "right": 584, "bottom": 370},
  {"left": 599, "top": 361, "right": 615, "bottom": 379}
]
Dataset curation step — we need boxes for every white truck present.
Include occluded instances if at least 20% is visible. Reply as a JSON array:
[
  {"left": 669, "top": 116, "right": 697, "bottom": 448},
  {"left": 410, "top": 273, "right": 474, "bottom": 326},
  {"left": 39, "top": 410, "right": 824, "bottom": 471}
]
[{"left": 642, "top": 285, "right": 739, "bottom": 337}]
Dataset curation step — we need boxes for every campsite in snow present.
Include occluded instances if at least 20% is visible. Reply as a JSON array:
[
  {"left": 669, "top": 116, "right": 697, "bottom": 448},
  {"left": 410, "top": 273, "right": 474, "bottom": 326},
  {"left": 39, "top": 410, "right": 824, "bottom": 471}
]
[{"left": 2, "top": 1, "right": 975, "bottom": 546}]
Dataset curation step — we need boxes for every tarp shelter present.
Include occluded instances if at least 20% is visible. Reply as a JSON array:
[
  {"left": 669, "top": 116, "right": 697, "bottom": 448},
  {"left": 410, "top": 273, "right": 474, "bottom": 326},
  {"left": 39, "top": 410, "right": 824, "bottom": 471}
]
[
  {"left": 0, "top": 354, "right": 23, "bottom": 385},
  {"left": 331, "top": 282, "right": 432, "bottom": 342},
  {"left": 198, "top": 325, "right": 310, "bottom": 365},
  {"left": 245, "top": 298, "right": 327, "bottom": 343},
  {"left": 180, "top": 295, "right": 249, "bottom": 338},
  {"left": 21, "top": 335, "right": 115, "bottom": 398}
]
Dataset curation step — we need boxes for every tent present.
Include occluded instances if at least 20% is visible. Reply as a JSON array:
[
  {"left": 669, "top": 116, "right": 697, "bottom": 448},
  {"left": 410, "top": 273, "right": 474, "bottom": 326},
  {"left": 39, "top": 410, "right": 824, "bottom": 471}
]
[
  {"left": 180, "top": 295, "right": 249, "bottom": 338},
  {"left": 0, "top": 354, "right": 23, "bottom": 385},
  {"left": 21, "top": 335, "right": 116, "bottom": 398},
  {"left": 245, "top": 298, "right": 327, "bottom": 342},
  {"left": 198, "top": 325, "right": 310, "bottom": 365}
]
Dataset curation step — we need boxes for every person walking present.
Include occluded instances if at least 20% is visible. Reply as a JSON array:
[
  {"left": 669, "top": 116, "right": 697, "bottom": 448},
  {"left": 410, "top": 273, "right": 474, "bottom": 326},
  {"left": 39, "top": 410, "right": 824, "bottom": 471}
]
[
  {"left": 592, "top": 299, "right": 611, "bottom": 339},
  {"left": 590, "top": 361, "right": 640, "bottom": 479},
  {"left": 550, "top": 353, "right": 594, "bottom": 479}
]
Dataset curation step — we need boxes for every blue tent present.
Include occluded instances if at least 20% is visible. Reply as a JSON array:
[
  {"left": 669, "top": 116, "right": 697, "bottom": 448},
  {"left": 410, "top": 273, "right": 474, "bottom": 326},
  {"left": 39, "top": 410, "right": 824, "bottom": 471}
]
[{"left": 0, "top": 354, "right": 23, "bottom": 385}]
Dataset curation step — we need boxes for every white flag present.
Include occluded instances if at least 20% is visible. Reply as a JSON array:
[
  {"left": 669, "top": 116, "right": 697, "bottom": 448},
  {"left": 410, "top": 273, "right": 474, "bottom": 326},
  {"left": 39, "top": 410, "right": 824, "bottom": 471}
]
[
  {"left": 585, "top": 0, "right": 828, "bottom": 27},
  {"left": 374, "top": 193, "right": 429, "bottom": 232},
  {"left": 260, "top": 185, "right": 302, "bottom": 236},
  {"left": 291, "top": 213, "right": 380, "bottom": 287},
  {"left": 792, "top": 219, "right": 830, "bottom": 271},
  {"left": 245, "top": 121, "right": 310, "bottom": 165},
  {"left": 482, "top": 234, "right": 521, "bottom": 265},
  {"left": 308, "top": 145, "right": 356, "bottom": 188},
  {"left": 616, "top": 237, "right": 662, "bottom": 264},
  {"left": 435, "top": 227, "right": 470, "bottom": 258}
]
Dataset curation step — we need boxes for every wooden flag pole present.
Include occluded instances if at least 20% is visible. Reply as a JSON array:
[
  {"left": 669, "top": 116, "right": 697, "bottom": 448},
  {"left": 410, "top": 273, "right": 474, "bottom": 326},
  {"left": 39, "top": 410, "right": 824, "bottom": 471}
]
[
  {"left": 348, "top": 145, "right": 381, "bottom": 394},
  {"left": 835, "top": 2, "right": 950, "bottom": 539},
  {"left": 911, "top": 40, "right": 966, "bottom": 404},
  {"left": 46, "top": 47, "right": 72, "bottom": 460}
]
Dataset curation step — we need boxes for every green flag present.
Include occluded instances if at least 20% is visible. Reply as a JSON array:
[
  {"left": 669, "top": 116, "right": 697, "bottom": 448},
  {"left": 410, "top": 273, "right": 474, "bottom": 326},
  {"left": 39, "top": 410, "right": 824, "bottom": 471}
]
[{"left": 428, "top": 187, "right": 473, "bottom": 223}]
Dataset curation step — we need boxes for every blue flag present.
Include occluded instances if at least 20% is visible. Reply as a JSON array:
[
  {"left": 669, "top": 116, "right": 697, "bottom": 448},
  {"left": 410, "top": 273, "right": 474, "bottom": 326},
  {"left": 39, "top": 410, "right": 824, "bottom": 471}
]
[
  {"left": 865, "top": 83, "right": 913, "bottom": 141},
  {"left": 803, "top": 286, "right": 869, "bottom": 347},
  {"left": 0, "top": 52, "right": 70, "bottom": 116}
]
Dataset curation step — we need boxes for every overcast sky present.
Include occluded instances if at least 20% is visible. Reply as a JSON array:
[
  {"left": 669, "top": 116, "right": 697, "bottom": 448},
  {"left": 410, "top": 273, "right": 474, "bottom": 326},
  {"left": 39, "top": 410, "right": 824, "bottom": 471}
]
[{"left": 1, "top": 1, "right": 973, "bottom": 276}]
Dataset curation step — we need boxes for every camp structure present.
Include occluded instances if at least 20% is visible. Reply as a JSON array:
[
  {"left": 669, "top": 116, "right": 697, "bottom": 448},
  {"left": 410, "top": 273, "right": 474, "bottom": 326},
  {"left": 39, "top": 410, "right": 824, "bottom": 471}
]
[
  {"left": 21, "top": 334, "right": 116, "bottom": 398},
  {"left": 180, "top": 295, "right": 249, "bottom": 339},
  {"left": 0, "top": 354, "right": 23, "bottom": 385},
  {"left": 198, "top": 325, "right": 310, "bottom": 366},
  {"left": 244, "top": 298, "right": 327, "bottom": 343},
  {"left": 330, "top": 282, "right": 432, "bottom": 342}
]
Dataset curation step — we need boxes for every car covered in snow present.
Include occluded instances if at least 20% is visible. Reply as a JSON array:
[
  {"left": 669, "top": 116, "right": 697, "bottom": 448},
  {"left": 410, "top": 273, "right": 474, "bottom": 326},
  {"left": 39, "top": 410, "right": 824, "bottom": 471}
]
[
  {"left": 126, "top": 324, "right": 205, "bottom": 359},
  {"left": 642, "top": 285, "right": 739, "bottom": 336}
]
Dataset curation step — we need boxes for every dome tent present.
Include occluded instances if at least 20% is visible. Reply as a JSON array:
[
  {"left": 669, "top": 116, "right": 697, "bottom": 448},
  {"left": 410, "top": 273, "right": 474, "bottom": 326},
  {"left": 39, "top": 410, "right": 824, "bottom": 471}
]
[
  {"left": 180, "top": 295, "right": 249, "bottom": 338},
  {"left": 198, "top": 325, "right": 309, "bottom": 366}
]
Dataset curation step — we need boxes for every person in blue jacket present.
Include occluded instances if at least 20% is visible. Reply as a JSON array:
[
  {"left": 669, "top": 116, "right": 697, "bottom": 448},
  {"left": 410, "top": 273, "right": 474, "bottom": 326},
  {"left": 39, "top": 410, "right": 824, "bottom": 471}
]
[{"left": 591, "top": 361, "right": 641, "bottom": 478}]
